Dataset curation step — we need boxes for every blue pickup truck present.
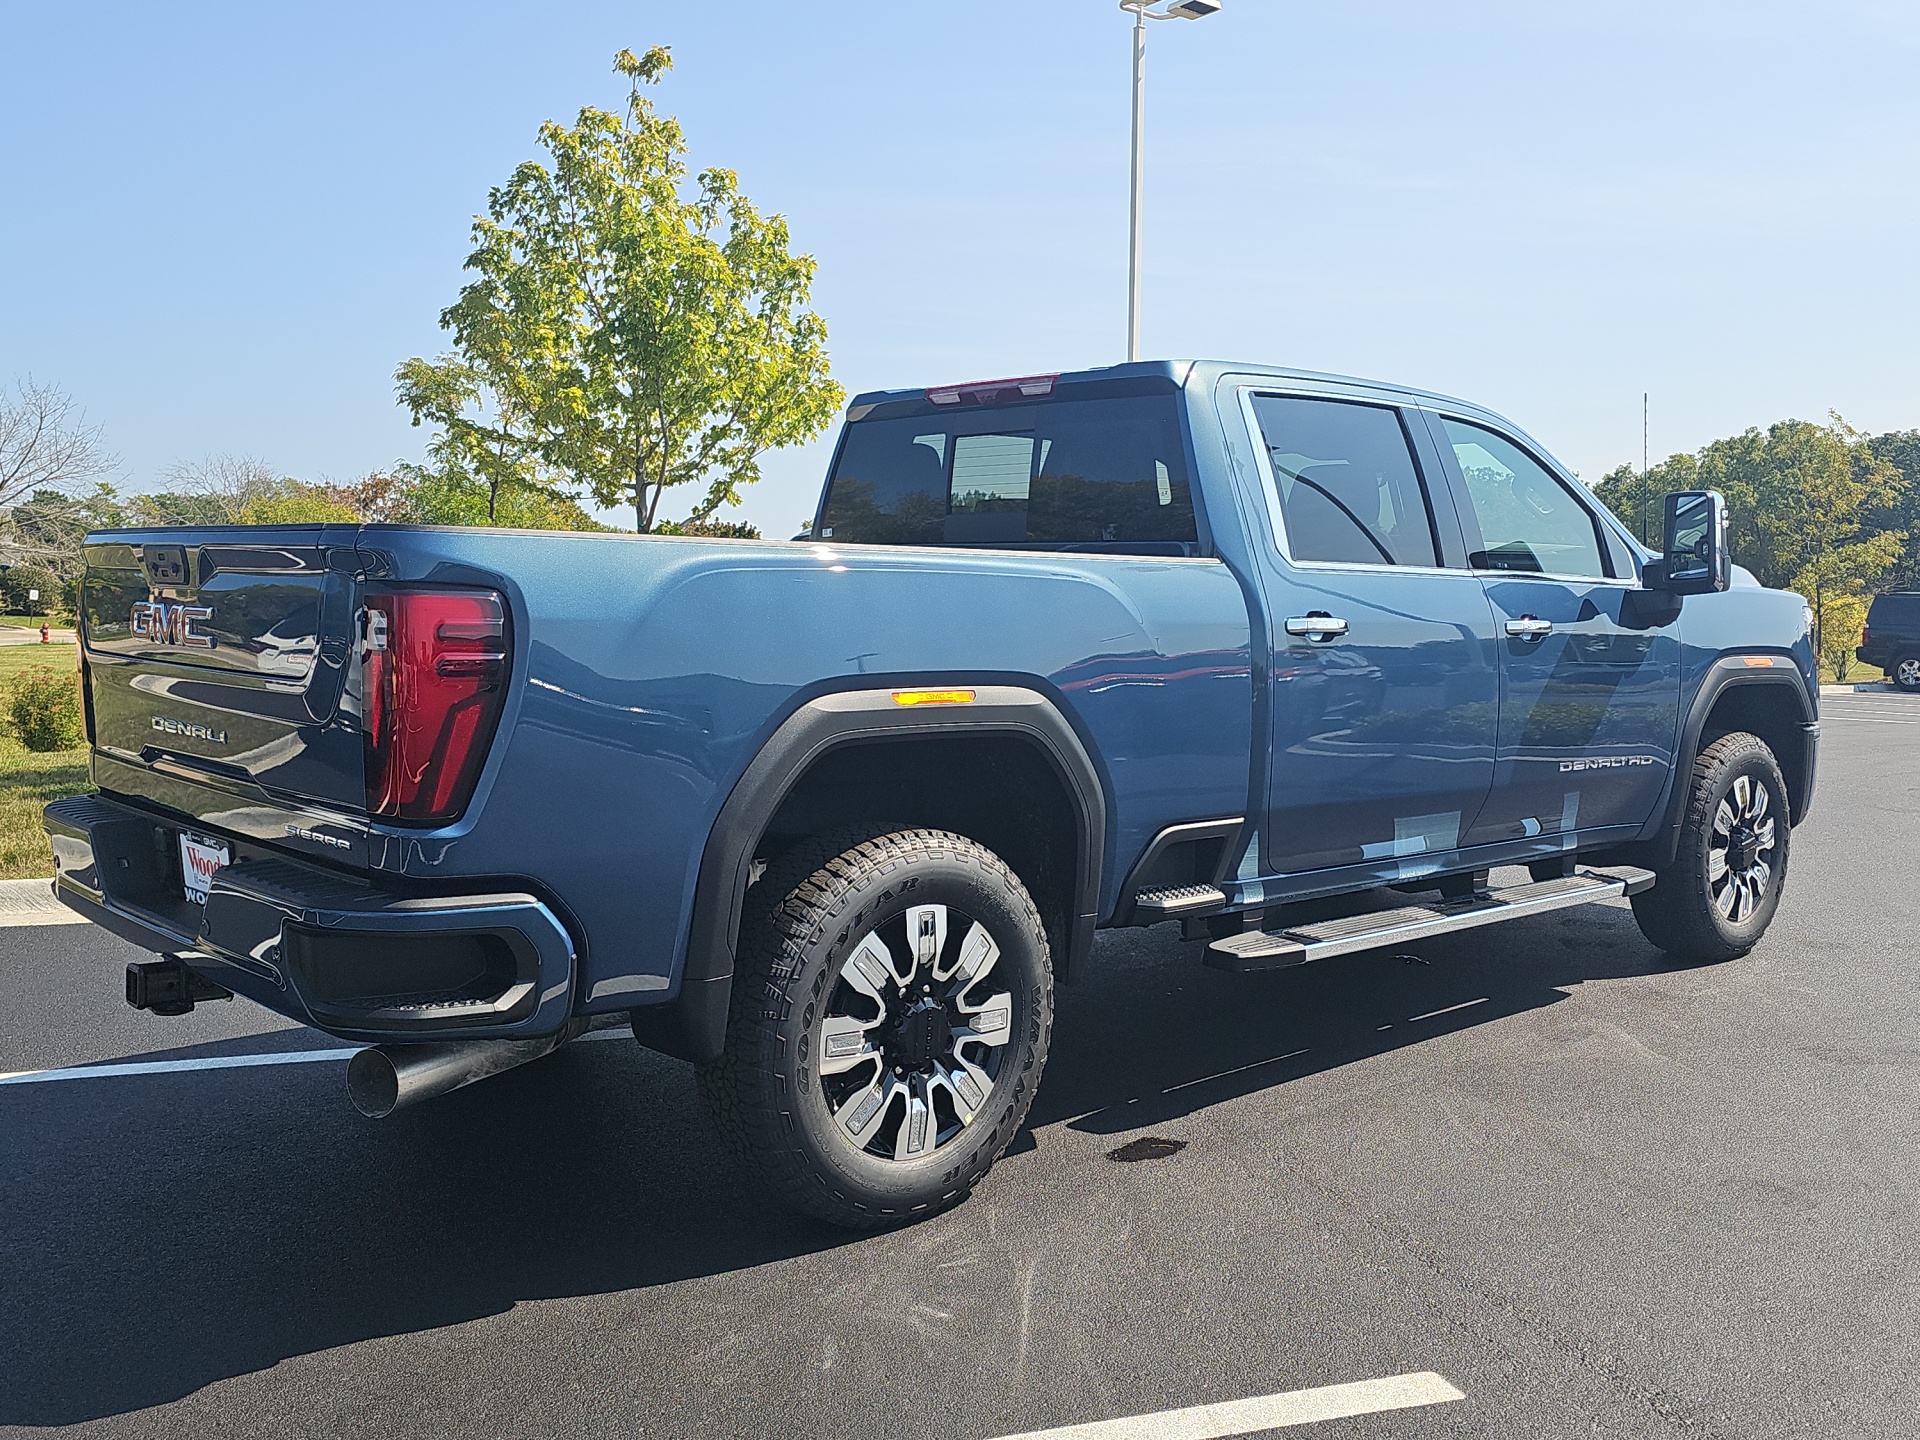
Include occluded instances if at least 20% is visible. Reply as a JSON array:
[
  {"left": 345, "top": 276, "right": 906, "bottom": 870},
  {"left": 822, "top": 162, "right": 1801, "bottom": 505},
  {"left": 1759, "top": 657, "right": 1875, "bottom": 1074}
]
[{"left": 46, "top": 360, "right": 1817, "bottom": 1227}]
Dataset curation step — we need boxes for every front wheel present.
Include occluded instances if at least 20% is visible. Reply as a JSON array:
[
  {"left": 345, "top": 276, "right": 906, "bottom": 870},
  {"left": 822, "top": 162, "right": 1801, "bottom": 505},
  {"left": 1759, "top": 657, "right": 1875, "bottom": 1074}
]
[
  {"left": 1892, "top": 652, "right": 1920, "bottom": 693},
  {"left": 1631, "top": 731, "right": 1790, "bottom": 963},
  {"left": 697, "top": 826, "right": 1053, "bottom": 1229}
]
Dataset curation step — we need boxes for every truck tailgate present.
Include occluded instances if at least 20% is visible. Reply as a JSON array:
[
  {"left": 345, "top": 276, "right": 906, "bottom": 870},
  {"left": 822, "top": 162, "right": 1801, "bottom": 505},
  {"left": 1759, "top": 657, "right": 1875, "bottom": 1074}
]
[{"left": 79, "top": 530, "right": 369, "bottom": 844}]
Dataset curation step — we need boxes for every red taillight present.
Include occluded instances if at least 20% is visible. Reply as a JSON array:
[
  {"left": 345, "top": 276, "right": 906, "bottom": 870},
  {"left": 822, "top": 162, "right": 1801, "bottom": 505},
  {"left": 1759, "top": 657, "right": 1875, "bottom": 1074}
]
[
  {"left": 360, "top": 588, "right": 509, "bottom": 824},
  {"left": 1861, "top": 623, "right": 1870, "bottom": 646}
]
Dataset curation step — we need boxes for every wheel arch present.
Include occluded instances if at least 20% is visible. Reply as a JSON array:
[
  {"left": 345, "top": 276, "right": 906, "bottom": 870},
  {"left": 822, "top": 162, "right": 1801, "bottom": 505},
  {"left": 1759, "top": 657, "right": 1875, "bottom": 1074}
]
[
  {"left": 632, "top": 684, "right": 1106, "bottom": 1063},
  {"left": 1625, "top": 657, "right": 1816, "bottom": 870}
]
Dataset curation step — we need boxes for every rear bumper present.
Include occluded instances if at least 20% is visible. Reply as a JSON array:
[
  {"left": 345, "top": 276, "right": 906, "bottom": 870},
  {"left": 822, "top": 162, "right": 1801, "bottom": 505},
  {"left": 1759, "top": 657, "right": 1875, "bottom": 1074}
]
[{"left": 44, "top": 793, "right": 576, "bottom": 1042}]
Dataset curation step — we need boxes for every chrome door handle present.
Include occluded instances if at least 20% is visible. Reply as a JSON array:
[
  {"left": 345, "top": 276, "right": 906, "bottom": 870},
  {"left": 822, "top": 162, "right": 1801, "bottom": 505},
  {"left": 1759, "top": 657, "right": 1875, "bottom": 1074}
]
[
  {"left": 1505, "top": 615, "right": 1553, "bottom": 639},
  {"left": 1285, "top": 614, "right": 1349, "bottom": 639}
]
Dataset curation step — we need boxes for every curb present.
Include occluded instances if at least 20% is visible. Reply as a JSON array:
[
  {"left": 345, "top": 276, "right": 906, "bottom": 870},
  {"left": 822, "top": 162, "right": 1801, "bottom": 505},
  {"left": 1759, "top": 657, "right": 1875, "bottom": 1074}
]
[
  {"left": 1819, "top": 682, "right": 1895, "bottom": 696},
  {"left": 0, "top": 878, "right": 87, "bottom": 927}
]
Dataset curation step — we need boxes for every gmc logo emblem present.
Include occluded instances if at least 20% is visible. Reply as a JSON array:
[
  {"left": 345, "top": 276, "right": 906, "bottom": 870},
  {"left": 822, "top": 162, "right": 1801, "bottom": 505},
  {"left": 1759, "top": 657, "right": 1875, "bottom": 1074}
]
[{"left": 131, "top": 601, "right": 215, "bottom": 648}]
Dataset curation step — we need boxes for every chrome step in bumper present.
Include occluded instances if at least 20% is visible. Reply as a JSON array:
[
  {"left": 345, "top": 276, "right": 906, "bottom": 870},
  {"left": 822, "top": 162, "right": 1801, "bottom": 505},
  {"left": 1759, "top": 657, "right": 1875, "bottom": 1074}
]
[
  {"left": 1205, "top": 867, "right": 1656, "bottom": 973},
  {"left": 1132, "top": 883, "right": 1228, "bottom": 919}
]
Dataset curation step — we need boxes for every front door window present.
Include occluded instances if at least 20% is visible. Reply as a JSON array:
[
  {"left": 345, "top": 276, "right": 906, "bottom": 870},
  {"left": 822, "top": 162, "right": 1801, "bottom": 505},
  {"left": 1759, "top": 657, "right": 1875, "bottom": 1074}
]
[{"left": 1443, "top": 419, "right": 1608, "bottom": 579}]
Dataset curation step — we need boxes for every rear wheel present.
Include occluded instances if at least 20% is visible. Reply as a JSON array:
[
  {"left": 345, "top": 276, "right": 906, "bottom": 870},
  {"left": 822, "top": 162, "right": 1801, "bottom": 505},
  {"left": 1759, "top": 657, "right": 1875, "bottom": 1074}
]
[
  {"left": 1631, "top": 731, "right": 1789, "bottom": 963},
  {"left": 697, "top": 826, "right": 1053, "bottom": 1229},
  {"left": 1892, "top": 652, "right": 1920, "bottom": 693}
]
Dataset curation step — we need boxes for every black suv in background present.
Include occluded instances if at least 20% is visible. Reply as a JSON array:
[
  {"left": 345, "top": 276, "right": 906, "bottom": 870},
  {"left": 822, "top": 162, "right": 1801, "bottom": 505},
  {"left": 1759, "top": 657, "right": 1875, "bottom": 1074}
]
[{"left": 1858, "top": 591, "right": 1920, "bottom": 691}]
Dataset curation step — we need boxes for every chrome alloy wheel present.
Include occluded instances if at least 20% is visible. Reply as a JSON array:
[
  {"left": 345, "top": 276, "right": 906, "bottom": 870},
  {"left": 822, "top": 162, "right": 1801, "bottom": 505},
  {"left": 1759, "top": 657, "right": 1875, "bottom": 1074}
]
[
  {"left": 1897, "top": 656, "right": 1920, "bottom": 689},
  {"left": 817, "top": 903, "right": 1015, "bottom": 1163},
  {"left": 1710, "top": 772, "right": 1777, "bottom": 922}
]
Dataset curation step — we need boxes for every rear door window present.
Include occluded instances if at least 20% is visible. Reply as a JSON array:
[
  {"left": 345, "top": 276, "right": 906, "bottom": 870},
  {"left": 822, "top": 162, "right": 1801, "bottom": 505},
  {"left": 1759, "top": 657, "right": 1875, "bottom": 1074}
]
[
  {"left": 1248, "top": 395, "right": 1440, "bottom": 567},
  {"left": 818, "top": 395, "right": 1198, "bottom": 553}
]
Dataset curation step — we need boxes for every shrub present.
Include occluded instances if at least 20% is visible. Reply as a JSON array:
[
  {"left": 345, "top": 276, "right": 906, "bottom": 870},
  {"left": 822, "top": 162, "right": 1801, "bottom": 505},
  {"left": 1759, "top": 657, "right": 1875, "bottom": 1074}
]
[{"left": 10, "top": 668, "right": 85, "bottom": 752}]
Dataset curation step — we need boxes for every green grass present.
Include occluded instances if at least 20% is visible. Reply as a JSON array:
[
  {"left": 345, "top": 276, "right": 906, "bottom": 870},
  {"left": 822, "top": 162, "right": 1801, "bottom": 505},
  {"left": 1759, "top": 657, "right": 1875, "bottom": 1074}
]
[
  {"left": 1821, "top": 658, "right": 1885, "bottom": 685},
  {"left": 0, "top": 644, "right": 89, "bottom": 879},
  {"left": 0, "top": 644, "right": 79, "bottom": 685},
  {"left": 0, "top": 614, "right": 72, "bottom": 628},
  {"left": 0, "top": 737, "right": 87, "bottom": 879}
]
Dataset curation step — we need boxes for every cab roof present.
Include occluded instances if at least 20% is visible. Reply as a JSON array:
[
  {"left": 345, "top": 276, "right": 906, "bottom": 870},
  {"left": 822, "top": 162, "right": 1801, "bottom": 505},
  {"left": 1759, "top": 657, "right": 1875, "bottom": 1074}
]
[{"left": 845, "top": 359, "right": 1517, "bottom": 433}]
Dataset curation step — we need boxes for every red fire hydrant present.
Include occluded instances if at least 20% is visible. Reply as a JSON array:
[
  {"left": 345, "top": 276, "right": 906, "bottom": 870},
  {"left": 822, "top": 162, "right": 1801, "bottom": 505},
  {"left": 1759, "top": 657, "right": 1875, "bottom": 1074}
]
[{"left": 39, "top": 623, "right": 50, "bottom": 644}]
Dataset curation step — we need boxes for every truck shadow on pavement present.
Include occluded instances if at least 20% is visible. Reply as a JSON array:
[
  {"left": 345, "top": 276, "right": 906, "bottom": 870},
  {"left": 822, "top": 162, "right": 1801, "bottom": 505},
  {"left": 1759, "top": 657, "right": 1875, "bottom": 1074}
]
[
  {"left": 1035, "top": 900, "right": 1682, "bottom": 1138},
  {"left": 0, "top": 900, "right": 1702, "bottom": 1425}
]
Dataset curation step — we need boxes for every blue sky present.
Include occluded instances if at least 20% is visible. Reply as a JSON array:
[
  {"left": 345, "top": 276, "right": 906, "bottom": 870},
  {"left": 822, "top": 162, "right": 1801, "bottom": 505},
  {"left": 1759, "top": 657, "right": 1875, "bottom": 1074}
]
[{"left": 3, "top": 1, "right": 1916, "bottom": 535}]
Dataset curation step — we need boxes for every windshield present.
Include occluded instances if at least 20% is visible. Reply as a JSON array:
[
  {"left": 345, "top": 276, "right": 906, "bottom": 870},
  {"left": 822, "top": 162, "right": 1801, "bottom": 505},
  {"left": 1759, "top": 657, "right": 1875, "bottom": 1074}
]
[{"left": 816, "top": 394, "right": 1199, "bottom": 554}]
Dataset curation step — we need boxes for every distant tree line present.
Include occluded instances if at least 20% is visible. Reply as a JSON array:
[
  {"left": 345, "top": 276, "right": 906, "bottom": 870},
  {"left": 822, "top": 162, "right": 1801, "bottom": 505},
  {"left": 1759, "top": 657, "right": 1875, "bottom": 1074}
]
[
  {"left": 1595, "top": 415, "right": 1916, "bottom": 678},
  {"left": 0, "top": 381, "right": 761, "bottom": 618}
]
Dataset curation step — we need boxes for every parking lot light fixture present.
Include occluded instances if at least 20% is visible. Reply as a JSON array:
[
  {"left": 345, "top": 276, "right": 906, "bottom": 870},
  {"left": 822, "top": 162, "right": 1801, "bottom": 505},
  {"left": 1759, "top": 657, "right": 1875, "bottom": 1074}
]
[{"left": 1120, "top": 0, "right": 1224, "bottom": 362}]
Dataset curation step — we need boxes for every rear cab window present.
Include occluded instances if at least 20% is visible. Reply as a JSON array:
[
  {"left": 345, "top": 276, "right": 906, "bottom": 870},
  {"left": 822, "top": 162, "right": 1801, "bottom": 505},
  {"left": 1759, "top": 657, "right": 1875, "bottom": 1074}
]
[{"left": 816, "top": 380, "right": 1200, "bottom": 555}]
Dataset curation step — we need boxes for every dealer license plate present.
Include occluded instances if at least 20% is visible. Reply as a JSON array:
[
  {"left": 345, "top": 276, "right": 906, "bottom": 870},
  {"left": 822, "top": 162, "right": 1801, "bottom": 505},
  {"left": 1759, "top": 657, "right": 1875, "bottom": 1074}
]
[{"left": 178, "top": 832, "right": 230, "bottom": 904}]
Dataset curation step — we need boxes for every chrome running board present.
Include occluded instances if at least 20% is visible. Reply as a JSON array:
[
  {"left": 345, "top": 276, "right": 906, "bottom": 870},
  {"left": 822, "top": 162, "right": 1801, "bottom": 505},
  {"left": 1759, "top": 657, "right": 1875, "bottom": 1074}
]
[{"left": 1205, "top": 867, "right": 1656, "bottom": 973}]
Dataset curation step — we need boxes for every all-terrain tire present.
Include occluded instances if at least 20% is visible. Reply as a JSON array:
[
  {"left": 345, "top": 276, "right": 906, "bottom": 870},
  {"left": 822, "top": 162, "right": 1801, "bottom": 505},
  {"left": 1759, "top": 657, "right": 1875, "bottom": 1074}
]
[
  {"left": 1631, "top": 731, "right": 1790, "bottom": 963},
  {"left": 695, "top": 826, "right": 1053, "bottom": 1229}
]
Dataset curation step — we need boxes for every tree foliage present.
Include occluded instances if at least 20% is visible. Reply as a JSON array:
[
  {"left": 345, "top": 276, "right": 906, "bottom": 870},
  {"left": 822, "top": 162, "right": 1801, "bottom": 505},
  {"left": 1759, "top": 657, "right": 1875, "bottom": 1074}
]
[
  {"left": 398, "top": 46, "right": 843, "bottom": 532},
  {"left": 1594, "top": 414, "right": 1912, "bottom": 670}
]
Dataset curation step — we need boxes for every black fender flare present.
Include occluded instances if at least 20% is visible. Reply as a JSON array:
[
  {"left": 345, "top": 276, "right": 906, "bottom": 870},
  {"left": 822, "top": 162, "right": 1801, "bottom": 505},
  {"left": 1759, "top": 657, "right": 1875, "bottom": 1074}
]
[
  {"left": 1631, "top": 656, "right": 1817, "bottom": 868},
  {"left": 631, "top": 684, "right": 1107, "bottom": 1064}
]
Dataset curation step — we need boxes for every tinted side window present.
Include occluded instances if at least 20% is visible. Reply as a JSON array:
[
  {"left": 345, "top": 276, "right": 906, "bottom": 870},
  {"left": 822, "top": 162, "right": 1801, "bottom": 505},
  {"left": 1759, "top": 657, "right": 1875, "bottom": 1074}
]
[
  {"left": 1869, "top": 594, "right": 1920, "bottom": 632},
  {"left": 818, "top": 396, "right": 1197, "bottom": 553},
  {"left": 1249, "top": 396, "right": 1438, "bottom": 567},
  {"left": 1443, "top": 419, "right": 1607, "bottom": 578}
]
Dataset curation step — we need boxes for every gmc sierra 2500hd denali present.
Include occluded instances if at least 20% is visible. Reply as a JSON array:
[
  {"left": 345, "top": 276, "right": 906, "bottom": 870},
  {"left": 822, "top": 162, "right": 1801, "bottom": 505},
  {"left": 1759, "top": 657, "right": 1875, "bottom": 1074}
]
[{"left": 46, "top": 360, "right": 1818, "bottom": 1228}]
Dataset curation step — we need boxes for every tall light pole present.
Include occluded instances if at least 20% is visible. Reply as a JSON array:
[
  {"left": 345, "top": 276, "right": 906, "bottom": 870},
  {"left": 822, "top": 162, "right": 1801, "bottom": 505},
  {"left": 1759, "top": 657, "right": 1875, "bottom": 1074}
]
[{"left": 1121, "top": 0, "right": 1224, "bottom": 362}]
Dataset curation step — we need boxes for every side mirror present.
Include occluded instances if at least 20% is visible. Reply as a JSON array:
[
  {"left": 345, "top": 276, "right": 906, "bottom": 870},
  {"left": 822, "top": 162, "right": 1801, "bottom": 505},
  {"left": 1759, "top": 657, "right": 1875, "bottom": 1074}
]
[{"left": 1654, "top": 489, "right": 1730, "bottom": 595}]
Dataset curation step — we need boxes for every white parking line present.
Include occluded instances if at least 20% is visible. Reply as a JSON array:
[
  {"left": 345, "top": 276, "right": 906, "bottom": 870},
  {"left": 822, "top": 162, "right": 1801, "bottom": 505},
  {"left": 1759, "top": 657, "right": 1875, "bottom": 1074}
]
[
  {"left": 1407, "top": 998, "right": 1488, "bottom": 1023},
  {"left": 0, "top": 1048, "right": 360, "bottom": 1085},
  {"left": 0, "top": 1026, "right": 632, "bottom": 1087},
  {"left": 985, "top": 1371, "right": 1465, "bottom": 1440}
]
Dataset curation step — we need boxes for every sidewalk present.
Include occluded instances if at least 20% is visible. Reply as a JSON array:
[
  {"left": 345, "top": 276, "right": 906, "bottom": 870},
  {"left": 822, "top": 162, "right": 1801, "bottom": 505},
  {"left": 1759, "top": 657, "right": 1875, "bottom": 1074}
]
[
  {"left": 0, "top": 627, "right": 76, "bottom": 646},
  {"left": 0, "top": 877, "right": 85, "bottom": 926}
]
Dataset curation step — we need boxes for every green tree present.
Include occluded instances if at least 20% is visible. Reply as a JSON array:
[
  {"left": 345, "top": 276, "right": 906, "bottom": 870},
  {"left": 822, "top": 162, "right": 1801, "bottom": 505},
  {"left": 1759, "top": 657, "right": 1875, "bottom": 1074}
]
[
  {"left": 391, "top": 358, "right": 570, "bottom": 526},
  {"left": 1595, "top": 415, "right": 1907, "bottom": 673},
  {"left": 2, "top": 482, "right": 126, "bottom": 610},
  {"left": 1693, "top": 416, "right": 1900, "bottom": 592},
  {"left": 398, "top": 46, "right": 843, "bottom": 533},
  {"left": 373, "top": 460, "right": 612, "bottom": 531},
  {"left": 1865, "top": 429, "right": 1920, "bottom": 590},
  {"left": 123, "top": 456, "right": 359, "bottom": 527},
  {"left": 1593, "top": 452, "right": 1699, "bottom": 546}
]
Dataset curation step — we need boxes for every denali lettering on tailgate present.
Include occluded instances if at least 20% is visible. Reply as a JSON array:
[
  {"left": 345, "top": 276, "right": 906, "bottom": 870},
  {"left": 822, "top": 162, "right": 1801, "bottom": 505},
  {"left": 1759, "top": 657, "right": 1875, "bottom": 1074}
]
[
  {"left": 151, "top": 716, "right": 228, "bottom": 744},
  {"left": 131, "top": 600, "right": 214, "bottom": 648}
]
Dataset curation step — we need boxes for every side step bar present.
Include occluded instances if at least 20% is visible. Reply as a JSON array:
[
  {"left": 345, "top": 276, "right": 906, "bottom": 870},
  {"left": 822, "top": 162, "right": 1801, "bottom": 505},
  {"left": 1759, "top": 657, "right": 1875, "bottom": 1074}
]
[
  {"left": 1206, "top": 867, "right": 1656, "bottom": 973},
  {"left": 1133, "top": 883, "right": 1228, "bottom": 919}
]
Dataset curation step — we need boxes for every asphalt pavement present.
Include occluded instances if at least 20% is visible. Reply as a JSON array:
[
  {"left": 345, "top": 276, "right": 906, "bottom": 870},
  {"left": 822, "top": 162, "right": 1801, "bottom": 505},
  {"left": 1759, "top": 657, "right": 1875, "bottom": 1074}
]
[{"left": 2, "top": 691, "right": 1916, "bottom": 1438}]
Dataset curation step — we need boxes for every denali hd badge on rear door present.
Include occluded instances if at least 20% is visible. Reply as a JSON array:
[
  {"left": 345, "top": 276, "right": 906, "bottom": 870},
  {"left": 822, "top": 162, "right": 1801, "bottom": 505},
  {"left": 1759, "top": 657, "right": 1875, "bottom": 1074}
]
[{"left": 131, "top": 600, "right": 214, "bottom": 648}]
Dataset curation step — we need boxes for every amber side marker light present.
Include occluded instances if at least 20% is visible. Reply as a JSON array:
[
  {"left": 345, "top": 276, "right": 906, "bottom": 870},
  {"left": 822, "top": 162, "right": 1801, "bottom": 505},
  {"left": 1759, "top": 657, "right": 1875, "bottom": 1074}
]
[
  {"left": 1742, "top": 656, "right": 1777, "bottom": 667},
  {"left": 891, "top": 689, "right": 976, "bottom": 707}
]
